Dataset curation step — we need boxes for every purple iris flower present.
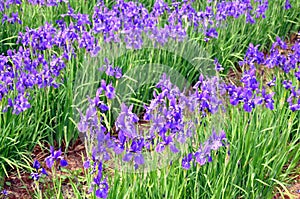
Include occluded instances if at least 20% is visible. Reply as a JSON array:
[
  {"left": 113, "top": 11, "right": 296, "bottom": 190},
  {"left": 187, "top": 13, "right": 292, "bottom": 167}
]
[
  {"left": 246, "top": 12, "right": 255, "bottom": 24},
  {"left": 77, "top": 104, "right": 98, "bottom": 132},
  {"left": 105, "top": 83, "right": 116, "bottom": 99},
  {"left": 33, "top": 159, "right": 41, "bottom": 170},
  {"left": 169, "top": 143, "right": 179, "bottom": 153},
  {"left": 182, "top": 153, "right": 194, "bottom": 170},
  {"left": 123, "top": 152, "right": 134, "bottom": 162},
  {"left": 290, "top": 103, "right": 300, "bottom": 112},
  {"left": 194, "top": 144, "right": 211, "bottom": 166},
  {"left": 95, "top": 80, "right": 116, "bottom": 100},
  {"left": 115, "top": 103, "right": 139, "bottom": 139},
  {"left": 1, "top": 14, "right": 8, "bottom": 24},
  {"left": 156, "top": 134, "right": 179, "bottom": 153},
  {"left": 295, "top": 71, "right": 300, "bottom": 81},
  {"left": 94, "top": 96, "right": 109, "bottom": 113},
  {"left": 114, "top": 67, "right": 123, "bottom": 79},
  {"left": 30, "top": 160, "right": 48, "bottom": 181},
  {"left": 45, "top": 146, "right": 68, "bottom": 168},
  {"left": 209, "top": 130, "right": 226, "bottom": 150},
  {"left": 261, "top": 88, "right": 274, "bottom": 110},
  {"left": 1, "top": 189, "right": 8, "bottom": 196},
  {"left": 91, "top": 162, "right": 109, "bottom": 199},
  {"left": 84, "top": 160, "right": 91, "bottom": 169},
  {"left": 255, "top": 1, "right": 268, "bottom": 19},
  {"left": 196, "top": 130, "right": 226, "bottom": 166},
  {"left": 134, "top": 153, "right": 145, "bottom": 166},
  {"left": 205, "top": 28, "right": 218, "bottom": 39},
  {"left": 285, "top": 0, "right": 291, "bottom": 9},
  {"left": 214, "top": 58, "right": 224, "bottom": 72},
  {"left": 99, "top": 58, "right": 123, "bottom": 79},
  {"left": 121, "top": 137, "right": 145, "bottom": 169},
  {"left": 282, "top": 80, "right": 293, "bottom": 90},
  {"left": 275, "top": 36, "right": 287, "bottom": 50},
  {"left": 95, "top": 180, "right": 109, "bottom": 199},
  {"left": 266, "top": 76, "right": 276, "bottom": 87},
  {"left": 243, "top": 100, "right": 255, "bottom": 112}
]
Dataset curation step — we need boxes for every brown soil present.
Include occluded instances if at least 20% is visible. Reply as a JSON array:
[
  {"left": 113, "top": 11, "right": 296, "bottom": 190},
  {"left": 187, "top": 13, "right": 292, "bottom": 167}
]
[{"left": 273, "top": 164, "right": 300, "bottom": 199}]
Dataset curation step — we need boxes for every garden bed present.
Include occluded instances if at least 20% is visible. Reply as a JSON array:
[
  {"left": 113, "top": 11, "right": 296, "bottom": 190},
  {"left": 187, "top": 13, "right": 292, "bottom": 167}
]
[{"left": 0, "top": 0, "right": 299, "bottom": 199}]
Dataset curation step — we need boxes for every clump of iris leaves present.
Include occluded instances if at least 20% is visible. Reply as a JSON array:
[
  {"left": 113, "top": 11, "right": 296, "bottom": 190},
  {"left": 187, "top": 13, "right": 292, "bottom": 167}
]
[{"left": 0, "top": 0, "right": 300, "bottom": 198}]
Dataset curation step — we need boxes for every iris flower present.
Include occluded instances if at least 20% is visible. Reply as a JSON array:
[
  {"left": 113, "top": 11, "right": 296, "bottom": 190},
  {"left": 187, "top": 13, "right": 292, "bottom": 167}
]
[{"left": 45, "top": 146, "right": 68, "bottom": 169}]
